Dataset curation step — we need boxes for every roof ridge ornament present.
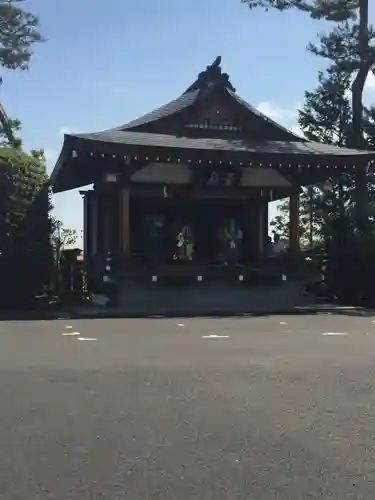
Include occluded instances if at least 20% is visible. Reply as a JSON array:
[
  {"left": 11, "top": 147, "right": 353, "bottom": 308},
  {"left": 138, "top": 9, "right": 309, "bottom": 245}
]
[{"left": 184, "top": 56, "right": 236, "bottom": 94}]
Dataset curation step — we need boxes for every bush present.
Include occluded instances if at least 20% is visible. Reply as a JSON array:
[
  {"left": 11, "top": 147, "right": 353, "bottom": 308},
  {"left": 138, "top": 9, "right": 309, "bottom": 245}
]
[
  {"left": 0, "top": 148, "right": 52, "bottom": 309},
  {"left": 325, "top": 230, "right": 375, "bottom": 306}
]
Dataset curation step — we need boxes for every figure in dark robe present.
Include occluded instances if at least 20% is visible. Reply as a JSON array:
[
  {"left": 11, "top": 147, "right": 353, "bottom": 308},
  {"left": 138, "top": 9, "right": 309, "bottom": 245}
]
[
  {"left": 144, "top": 215, "right": 165, "bottom": 263},
  {"left": 223, "top": 219, "right": 243, "bottom": 265}
]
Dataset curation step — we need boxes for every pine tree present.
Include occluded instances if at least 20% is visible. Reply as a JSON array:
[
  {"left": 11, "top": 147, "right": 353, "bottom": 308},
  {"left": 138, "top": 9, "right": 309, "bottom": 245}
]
[
  {"left": 299, "top": 66, "right": 356, "bottom": 239},
  {"left": 271, "top": 66, "right": 354, "bottom": 248},
  {"left": 241, "top": 0, "right": 357, "bottom": 21},
  {"left": 271, "top": 187, "right": 325, "bottom": 249},
  {"left": 0, "top": 0, "right": 42, "bottom": 70},
  {"left": 241, "top": 0, "right": 375, "bottom": 234},
  {"left": 298, "top": 66, "right": 352, "bottom": 145},
  {"left": 0, "top": 2, "right": 49, "bottom": 308}
]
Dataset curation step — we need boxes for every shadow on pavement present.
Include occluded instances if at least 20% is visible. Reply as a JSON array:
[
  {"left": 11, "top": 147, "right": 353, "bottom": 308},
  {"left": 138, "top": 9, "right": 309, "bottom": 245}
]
[
  {"left": 65, "top": 304, "right": 375, "bottom": 320},
  {"left": 1, "top": 304, "right": 375, "bottom": 322},
  {"left": 0, "top": 310, "right": 70, "bottom": 322}
]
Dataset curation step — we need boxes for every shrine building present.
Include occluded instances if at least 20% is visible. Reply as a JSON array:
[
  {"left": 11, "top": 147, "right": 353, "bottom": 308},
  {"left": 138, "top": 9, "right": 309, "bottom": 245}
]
[{"left": 51, "top": 57, "right": 375, "bottom": 284}]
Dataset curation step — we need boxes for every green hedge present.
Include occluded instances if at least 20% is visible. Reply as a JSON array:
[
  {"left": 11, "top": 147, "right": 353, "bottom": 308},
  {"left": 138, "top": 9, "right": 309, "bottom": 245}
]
[{"left": 0, "top": 148, "right": 52, "bottom": 309}]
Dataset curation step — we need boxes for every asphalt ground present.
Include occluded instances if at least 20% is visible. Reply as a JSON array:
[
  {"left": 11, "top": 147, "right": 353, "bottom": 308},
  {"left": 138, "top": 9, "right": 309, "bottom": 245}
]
[{"left": 1, "top": 314, "right": 375, "bottom": 499}]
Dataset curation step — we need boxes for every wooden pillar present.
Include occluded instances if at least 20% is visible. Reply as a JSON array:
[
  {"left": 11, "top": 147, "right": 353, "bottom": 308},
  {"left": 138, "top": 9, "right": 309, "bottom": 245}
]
[
  {"left": 95, "top": 194, "right": 105, "bottom": 254},
  {"left": 289, "top": 189, "right": 300, "bottom": 257},
  {"left": 256, "top": 202, "right": 269, "bottom": 258},
  {"left": 258, "top": 204, "right": 264, "bottom": 257},
  {"left": 91, "top": 193, "right": 98, "bottom": 256},
  {"left": 102, "top": 195, "right": 111, "bottom": 253},
  {"left": 97, "top": 187, "right": 120, "bottom": 254},
  {"left": 244, "top": 200, "right": 258, "bottom": 261},
  {"left": 81, "top": 190, "right": 98, "bottom": 258},
  {"left": 82, "top": 193, "right": 89, "bottom": 258},
  {"left": 262, "top": 201, "right": 268, "bottom": 254},
  {"left": 119, "top": 188, "right": 130, "bottom": 258}
]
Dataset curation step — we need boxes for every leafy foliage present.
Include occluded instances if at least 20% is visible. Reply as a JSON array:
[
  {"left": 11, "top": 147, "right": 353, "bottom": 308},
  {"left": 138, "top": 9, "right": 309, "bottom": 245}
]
[
  {"left": 0, "top": 148, "right": 52, "bottom": 308},
  {"left": 242, "top": 0, "right": 375, "bottom": 235},
  {"left": 0, "top": 0, "right": 43, "bottom": 70},
  {"left": 271, "top": 63, "right": 375, "bottom": 247},
  {"left": 241, "top": 0, "right": 374, "bottom": 99},
  {"left": 0, "top": 149, "right": 48, "bottom": 237},
  {"left": 0, "top": 114, "right": 22, "bottom": 148},
  {"left": 51, "top": 219, "right": 78, "bottom": 261},
  {"left": 0, "top": 3, "right": 49, "bottom": 308},
  {"left": 307, "top": 21, "right": 375, "bottom": 70},
  {"left": 299, "top": 66, "right": 352, "bottom": 144},
  {"left": 271, "top": 187, "right": 327, "bottom": 249},
  {"left": 241, "top": 0, "right": 358, "bottom": 21}
]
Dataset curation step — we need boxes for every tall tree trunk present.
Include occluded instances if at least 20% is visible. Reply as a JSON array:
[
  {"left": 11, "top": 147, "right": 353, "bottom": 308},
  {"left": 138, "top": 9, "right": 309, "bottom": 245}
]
[
  {"left": 0, "top": 102, "right": 16, "bottom": 148},
  {"left": 351, "top": 0, "right": 372, "bottom": 235}
]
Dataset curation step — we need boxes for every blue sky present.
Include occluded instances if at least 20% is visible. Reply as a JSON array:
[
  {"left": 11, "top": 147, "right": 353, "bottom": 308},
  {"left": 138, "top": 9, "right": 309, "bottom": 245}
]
[{"left": 3, "top": 0, "right": 375, "bottom": 247}]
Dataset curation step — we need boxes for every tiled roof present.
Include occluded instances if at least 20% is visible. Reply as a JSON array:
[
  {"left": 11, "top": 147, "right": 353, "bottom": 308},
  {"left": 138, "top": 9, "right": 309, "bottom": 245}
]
[
  {"left": 71, "top": 58, "right": 305, "bottom": 139},
  {"left": 108, "top": 86, "right": 303, "bottom": 141},
  {"left": 71, "top": 130, "right": 375, "bottom": 157},
  {"left": 227, "top": 90, "right": 302, "bottom": 141},
  {"left": 115, "top": 89, "right": 200, "bottom": 130}
]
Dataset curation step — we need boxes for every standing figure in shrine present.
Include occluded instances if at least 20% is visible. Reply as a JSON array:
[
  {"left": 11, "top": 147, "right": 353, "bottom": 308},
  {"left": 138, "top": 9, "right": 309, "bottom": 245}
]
[
  {"left": 144, "top": 215, "right": 165, "bottom": 263},
  {"left": 217, "top": 219, "right": 228, "bottom": 264},
  {"left": 271, "top": 232, "right": 285, "bottom": 257},
  {"left": 175, "top": 223, "right": 195, "bottom": 262},
  {"left": 224, "top": 218, "right": 243, "bottom": 265}
]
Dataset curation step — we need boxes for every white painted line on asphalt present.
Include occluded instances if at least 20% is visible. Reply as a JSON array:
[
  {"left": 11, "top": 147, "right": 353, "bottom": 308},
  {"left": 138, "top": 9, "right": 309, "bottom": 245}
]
[
  {"left": 77, "top": 337, "right": 97, "bottom": 341},
  {"left": 202, "top": 334, "right": 229, "bottom": 339},
  {"left": 321, "top": 332, "right": 349, "bottom": 336},
  {"left": 65, "top": 326, "right": 73, "bottom": 329},
  {"left": 280, "top": 322, "right": 287, "bottom": 325},
  {"left": 177, "top": 323, "right": 185, "bottom": 327},
  {"left": 61, "top": 332, "right": 80, "bottom": 336}
]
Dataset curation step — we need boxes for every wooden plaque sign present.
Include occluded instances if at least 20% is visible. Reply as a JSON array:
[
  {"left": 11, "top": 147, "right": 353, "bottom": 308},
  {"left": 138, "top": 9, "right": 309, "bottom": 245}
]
[{"left": 195, "top": 167, "right": 242, "bottom": 188}]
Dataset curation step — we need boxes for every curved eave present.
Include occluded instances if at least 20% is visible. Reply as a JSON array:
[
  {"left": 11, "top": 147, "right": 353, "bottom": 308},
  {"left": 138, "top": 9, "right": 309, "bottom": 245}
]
[
  {"left": 50, "top": 134, "right": 104, "bottom": 193},
  {"left": 64, "top": 131, "right": 375, "bottom": 162},
  {"left": 50, "top": 136, "right": 69, "bottom": 192},
  {"left": 50, "top": 132, "right": 375, "bottom": 193}
]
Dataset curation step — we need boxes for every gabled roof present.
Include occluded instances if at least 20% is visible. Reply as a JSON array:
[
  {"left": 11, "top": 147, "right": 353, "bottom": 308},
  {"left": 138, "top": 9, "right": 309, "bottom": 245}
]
[
  {"left": 50, "top": 57, "right": 375, "bottom": 193},
  {"left": 103, "top": 57, "right": 303, "bottom": 141}
]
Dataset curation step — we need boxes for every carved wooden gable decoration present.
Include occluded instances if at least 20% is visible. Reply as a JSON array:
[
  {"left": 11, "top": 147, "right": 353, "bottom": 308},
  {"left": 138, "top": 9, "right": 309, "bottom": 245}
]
[
  {"left": 182, "top": 60, "right": 243, "bottom": 133},
  {"left": 185, "top": 103, "right": 243, "bottom": 133}
]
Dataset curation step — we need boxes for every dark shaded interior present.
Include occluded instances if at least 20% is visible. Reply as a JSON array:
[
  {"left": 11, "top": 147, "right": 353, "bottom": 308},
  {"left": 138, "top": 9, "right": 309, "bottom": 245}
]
[{"left": 130, "top": 198, "right": 261, "bottom": 264}]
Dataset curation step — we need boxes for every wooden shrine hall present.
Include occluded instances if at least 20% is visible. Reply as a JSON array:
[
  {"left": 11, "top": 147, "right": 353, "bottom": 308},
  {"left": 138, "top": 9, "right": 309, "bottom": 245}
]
[{"left": 51, "top": 57, "right": 375, "bottom": 285}]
